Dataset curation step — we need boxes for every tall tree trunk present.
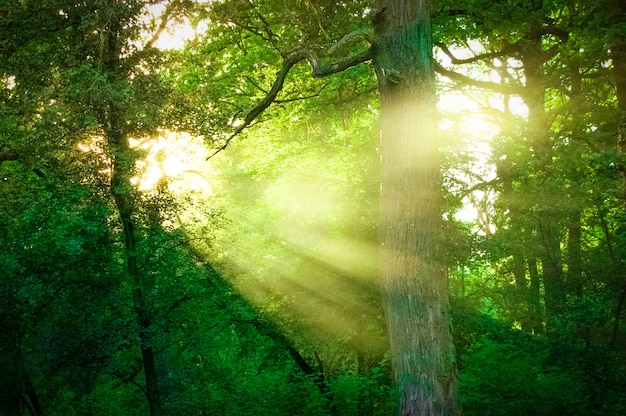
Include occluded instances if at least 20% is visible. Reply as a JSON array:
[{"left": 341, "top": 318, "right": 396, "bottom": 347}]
[
  {"left": 100, "top": 22, "right": 162, "bottom": 416},
  {"left": 520, "top": 38, "right": 565, "bottom": 325},
  {"left": 107, "top": 109, "right": 162, "bottom": 416},
  {"left": 610, "top": 0, "right": 626, "bottom": 349},
  {"left": 496, "top": 89, "right": 535, "bottom": 334},
  {"left": 565, "top": 69, "right": 583, "bottom": 296},
  {"left": 374, "top": 1, "right": 460, "bottom": 414}
]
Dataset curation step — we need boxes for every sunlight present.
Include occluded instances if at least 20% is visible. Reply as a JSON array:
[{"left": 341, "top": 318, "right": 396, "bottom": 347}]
[
  {"left": 199, "top": 134, "right": 386, "bottom": 347},
  {"left": 75, "top": 131, "right": 212, "bottom": 193},
  {"left": 131, "top": 131, "right": 212, "bottom": 192},
  {"left": 143, "top": 3, "right": 209, "bottom": 50},
  {"left": 145, "top": 11, "right": 519, "bottom": 346},
  {"left": 438, "top": 78, "right": 527, "bottom": 229}
]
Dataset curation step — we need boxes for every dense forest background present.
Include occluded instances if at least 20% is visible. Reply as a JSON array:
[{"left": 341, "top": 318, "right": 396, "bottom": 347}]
[{"left": 2, "top": 0, "right": 626, "bottom": 415}]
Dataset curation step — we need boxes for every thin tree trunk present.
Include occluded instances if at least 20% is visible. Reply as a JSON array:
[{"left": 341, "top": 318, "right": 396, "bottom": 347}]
[
  {"left": 566, "top": 209, "right": 582, "bottom": 291},
  {"left": 100, "top": 22, "right": 162, "bottom": 416},
  {"left": 21, "top": 373, "right": 43, "bottom": 416},
  {"left": 609, "top": 3, "right": 626, "bottom": 348},
  {"left": 565, "top": 69, "right": 583, "bottom": 296},
  {"left": 512, "top": 252, "right": 532, "bottom": 333},
  {"left": 527, "top": 258, "right": 544, "bottom": 334},
  {"left": 374, "top": 1, "right": 460, "bottom": 414},
  {"left": 108, "top": 118, "right": 162, "bottom": 416},
  {"left": 520, "top": 38, "right": 565, "bottom": 324}
]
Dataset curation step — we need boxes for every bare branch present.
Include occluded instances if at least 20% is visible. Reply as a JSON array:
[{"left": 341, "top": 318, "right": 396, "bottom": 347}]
[
  {"left": 436, "top": 42, "right": 520, "bottom": 65},
  {"left": 435, "top": 61, "right": 525, "bottom": 95},
  {"left": 459, "top": 179, "right": 501, "bottom": 197},
  {"left": 243, "top": 75, "right": 269, "bottom": 94}
]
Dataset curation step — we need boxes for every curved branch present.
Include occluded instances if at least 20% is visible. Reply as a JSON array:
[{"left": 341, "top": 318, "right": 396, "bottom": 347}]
[
  {"left": 206, "top": 47, "right": 372, "bottom": 159},
  {"left": 328, "top": 29, "right": 374, "bottom": 54},
  {"left": 310, "top": 49, "right": 372, "bottom": 78},
  {"left": 206, "top": 52, "right": 305, "bottom": 159}
]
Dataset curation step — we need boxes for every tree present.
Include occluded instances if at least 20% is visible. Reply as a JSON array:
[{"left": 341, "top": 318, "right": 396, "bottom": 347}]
[
  {"left": 192, "top": 0, "right": 461, "bottom": 413},
  {"left": 431, "top": 2, "right": 626, "bottom": 412},
  {"left": 374, "top": 2, "right": 460, "bottom": 414}
]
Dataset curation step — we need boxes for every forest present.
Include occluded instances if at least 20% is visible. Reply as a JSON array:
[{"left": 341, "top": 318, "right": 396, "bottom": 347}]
[{"left": 1, "top": 0, "right": 626, "bottom": 415}]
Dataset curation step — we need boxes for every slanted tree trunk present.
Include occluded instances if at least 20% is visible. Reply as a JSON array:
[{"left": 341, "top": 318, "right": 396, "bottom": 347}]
[
  {"left": 21, "top": 373, "right": 42, "bottom": 416},
  {"left": 373, "top": 1, "right": 460, "bottom": 414}
]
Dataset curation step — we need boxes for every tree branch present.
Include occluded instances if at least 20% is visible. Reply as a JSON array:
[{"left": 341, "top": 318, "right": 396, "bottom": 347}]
[
  {"left": 206, "top": 47, "right": 372, "bottom": 159},
  {"left": 143, "top": 3, "right": 176, "bottom": 50},
  {"left": 310, "top": 48, "right": 372, "bottom": 78},
  {"left": 206, "top": 51, "right": 305, "bottom": 159},
  {"left": 436, "top": 42, "right": 520, "bottom": 65},
  {"left": 328, "top": 29, "right": 373, "bottom": 54},
  {"left": 0, "top": 147, "right": 19, "bottom": 164},
  {"left": 275, "top": 83, "right": 329, "bottom": 103},
  {"left": 435, "top": 61, "right": 525, "bottom": 95}
]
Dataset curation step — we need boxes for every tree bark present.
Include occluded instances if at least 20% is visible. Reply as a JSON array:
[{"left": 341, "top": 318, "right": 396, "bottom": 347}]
[{"left": 374, "top": 1, "right": 461, "bottom": 414}]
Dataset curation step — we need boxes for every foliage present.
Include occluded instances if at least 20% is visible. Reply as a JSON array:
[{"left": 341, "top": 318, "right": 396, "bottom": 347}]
[{"left": 3, "top": 0, "right": 626, "bottom": 414}]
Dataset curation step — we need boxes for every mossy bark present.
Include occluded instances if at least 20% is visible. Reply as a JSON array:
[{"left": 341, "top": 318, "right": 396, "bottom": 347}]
[{"left": 373, "top": 1, "right": 461, "bottom": 414}]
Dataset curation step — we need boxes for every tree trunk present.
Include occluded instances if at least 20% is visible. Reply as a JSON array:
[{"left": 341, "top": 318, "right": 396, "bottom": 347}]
[
  {"left": 609, "top": 0, "right": 626, "bottom": 349},
  {"left": 100, "top": 21, "right": 163, "bottom": 416},
  {"left": 520, "top": 37, "right": 565, "bottom": 324},
  {"left": 374, "top": 1, "right": 460, "bottom": 414},
  {"left": 108, "top": 110, "right": 162, "bottom": 416},
  {"left": 527, "top": 258, "right": 544, "bottom": 334},
  {"left": 565, "top": 69, "right": 583, "bottom": 296},
  {"left": 512, "top": 252, "right": 532, "bottom": 333},
  {"left": 21, "top": 373, "right": 43, "bottom": 416}
]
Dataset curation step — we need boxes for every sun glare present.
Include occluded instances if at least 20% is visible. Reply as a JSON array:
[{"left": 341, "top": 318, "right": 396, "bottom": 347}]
[
  {"left": 124, "top": 7, "right": 528, "bottom": 344},
  {"left": 131, "top": 131, "right": 212, "bottom": 192},
  {"left": 143, "top": 3, "right": 209, "bottom": 51},
  {"left": 438, "top": 70, "right": 527, "bottom": 230}
]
